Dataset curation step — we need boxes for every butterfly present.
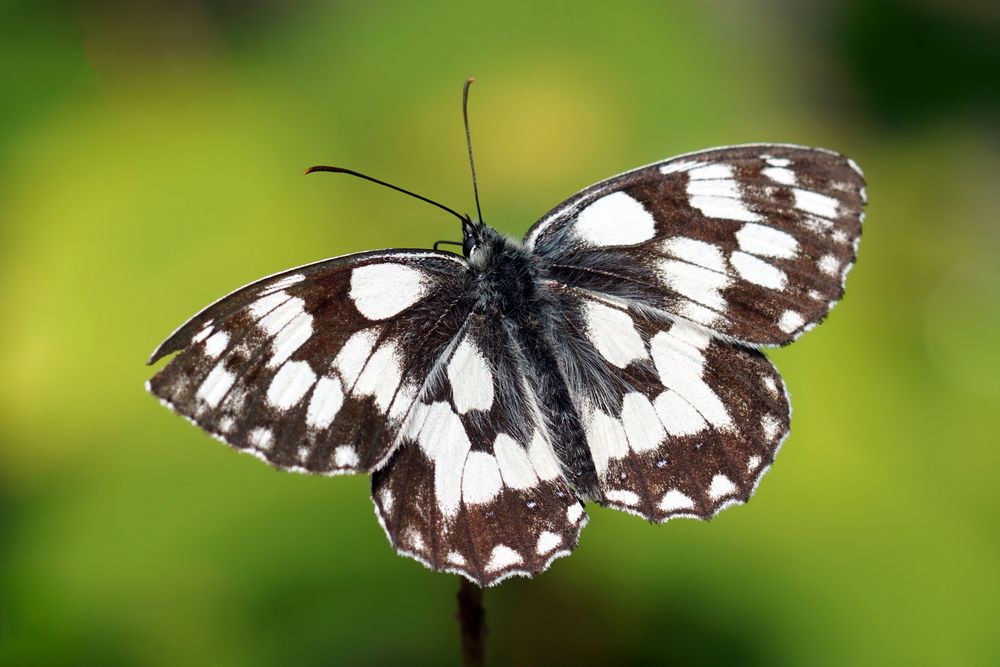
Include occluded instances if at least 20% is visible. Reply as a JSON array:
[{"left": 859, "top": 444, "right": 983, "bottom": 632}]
[{"left": 147, "top": 80, "right": 865, "bottom": 586}]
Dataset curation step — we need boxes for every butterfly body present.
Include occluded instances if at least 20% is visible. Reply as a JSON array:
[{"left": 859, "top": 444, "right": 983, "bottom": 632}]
[{"left": 148, "top": 143, "right": 865, "bottom": 585}]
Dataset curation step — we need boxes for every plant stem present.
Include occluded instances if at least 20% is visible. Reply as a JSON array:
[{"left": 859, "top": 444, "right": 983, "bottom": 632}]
[{"left": 456, "top": 577, "right": 486, "bottom": 666}]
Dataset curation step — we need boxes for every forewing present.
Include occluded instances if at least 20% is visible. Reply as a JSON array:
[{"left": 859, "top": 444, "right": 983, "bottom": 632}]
[
  {"left": 373, "top": 315, "right": 587, "bottom": 586},
  {"left": 147, "top": 250, "right": 473, "bottom": 474},
  {"left": 526, "top": 144, "right": 866, "bottom": 345},
  {"left": 546, "top": 287, "right": 790, "bottom": 521}
]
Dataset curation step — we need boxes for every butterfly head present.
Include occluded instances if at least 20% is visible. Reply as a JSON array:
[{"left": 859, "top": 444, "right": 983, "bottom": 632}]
[{"left": 462, "top": 216, "right": 486, "bottom": 261}]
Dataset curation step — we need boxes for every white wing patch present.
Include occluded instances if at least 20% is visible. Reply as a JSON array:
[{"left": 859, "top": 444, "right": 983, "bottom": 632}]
[
  {"left": 493, "top": 433, "right": 540, "bottom": 490},
  {"left": 306, "top": 375, "right": 344, "bottom": 429},
  {"left": 662, "top": 236, "right": 728, "bottom": 272},
  {"left": 413, "top": 401, "right": 471, "bottom": 519},
  {"left": 650, "top": 327, "right": 732, "bottom": 430},
  {"left": 793, "top": 188, "right": 839, "bottom": 218},
  {"left": 447, "top": 337, "right": 494, "bottom": 413},
  {"left": 462, "top": 451, "right": 504, "bottom": 505},
  {"left": 354, "top": 341, "right": 403, "bottom": 412},
  {"left": 735, "top": 223, "right": 799, "bottom": 259},
  {"left": 267, "top": 360, "right": 317, "bottom": 410},
  {"left": 582, "top": 300, "right": 648, "bottom": 368},
  {"left": 729, "top": 251, "right": 787, "bottom": 290},
  {"left": 197, "top": 362, "right": 235, "bottom": 408},
  {"left": 574, "top": 192, "right": 656, "bottom": 247},
  {"left": 686, "top": 164, "right": 762, "bottom": 222},
  {"left": 658, "top": 259, "right": 732, "bottom": 314},
  {"left": 350, "top": 263, "right": 427, "bottom": 320}
]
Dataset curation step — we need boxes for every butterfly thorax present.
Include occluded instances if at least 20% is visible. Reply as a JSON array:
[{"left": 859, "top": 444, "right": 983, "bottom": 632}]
[{"left": 466, "top": 226, "right": 538, "bottom": 317}]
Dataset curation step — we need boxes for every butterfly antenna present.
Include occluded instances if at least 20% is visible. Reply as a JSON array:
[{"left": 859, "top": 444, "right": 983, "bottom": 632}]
[
  {"left": 462, "top": 77, "right": 484, "bottom": 224},
  {"left": 304, "top": 165, "right": 469, "bottom": 225}
]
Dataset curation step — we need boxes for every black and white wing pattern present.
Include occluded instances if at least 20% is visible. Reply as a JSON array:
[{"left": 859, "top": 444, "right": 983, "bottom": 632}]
[
  {"left": 147, "top": 250, "right": 473, "bottom": 475},
  {"left": 526, "top": 144, "right": 866, "bottom": 345},
  {"left": 372, "top": 313, "right": 586, "bottom": 585},
  {"left": 544, "top": 287, "right": 790, "bottom": 520}
]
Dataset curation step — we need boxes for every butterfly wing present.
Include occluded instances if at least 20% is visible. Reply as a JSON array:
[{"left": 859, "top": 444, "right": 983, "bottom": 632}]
[
  {"left": 543, "top": 287, "right": 789, "bottom": 520},
  {"left": 372, "top": 313, "right": 587, "bottom": 586},
  {"left": 526, "top": 144, "right": 866, "bottom": 345},
  {"left": 147, "top": 250, "right": 474, "bottom": 474}
]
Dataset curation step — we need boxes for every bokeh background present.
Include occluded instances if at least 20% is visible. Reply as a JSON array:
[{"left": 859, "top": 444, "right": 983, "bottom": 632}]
[{"left": 2, "top": 1, "right": 998, "bottom": 665}]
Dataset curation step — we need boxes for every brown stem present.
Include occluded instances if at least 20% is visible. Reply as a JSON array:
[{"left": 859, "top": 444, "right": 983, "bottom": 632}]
[{"left": 456, "top": 577, "right": 486, "bottom": 666}]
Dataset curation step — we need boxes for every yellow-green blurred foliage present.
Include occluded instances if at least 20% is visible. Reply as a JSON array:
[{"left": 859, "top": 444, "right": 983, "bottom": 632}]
[{"left": 2, "top": 1, "right": 998, "bottom": 665}]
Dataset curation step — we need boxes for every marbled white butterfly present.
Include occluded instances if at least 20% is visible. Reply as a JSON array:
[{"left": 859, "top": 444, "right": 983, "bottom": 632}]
[{"left": 147, "top": 80, "right": 866, "bottom": 586}]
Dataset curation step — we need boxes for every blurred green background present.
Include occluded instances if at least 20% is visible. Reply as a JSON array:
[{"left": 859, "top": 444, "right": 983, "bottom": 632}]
[{"left": 2, "top": 1, "right": 998, "bottom": 665}]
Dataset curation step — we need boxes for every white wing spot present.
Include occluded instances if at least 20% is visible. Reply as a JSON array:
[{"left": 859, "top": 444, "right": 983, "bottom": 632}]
[
  {"left": 819, "top": 254, "right": 840, "bottom": 276},
  {"left": 708, "top": 474, "right": 737, "bottom": 500},
  {"left": 605, "top": 489, "right": 641, "bottom": 506},
  {"left": 575, "top": 192, "right": 656, "bottom": 247},
  {"left": 687, "top": 168, "right": 761, "bottom": 222},
  {"left": 654, "top": 390, "right": 708, "bottom": 436},
  {"left": 527, "top": 430, "right": 562, "bottom": 481},
  {"left": 349, "top": 263, "right": 427, "bottom": 320},
  {"left": 405, "top": 527, "right": 425, "bottom": 551},
  {"left": 203, "top": 330, "right": 229, "bottom": 358},
  {"left": 197, "top": 362, "right": 235, "bottom": 408},
  {"left": 354, "top": 341, "right": 403, "bottom": 412},
  {"left": 778, "top": 310, "right": 804, "bottom": 334},
  {"left": 259, "top": 296, "right": 305, "bottom": 336},
  {"left": 662, "top": 236, "right": 727, "bottom": 272},
  {"left": 766, "top": 157, "right": 791, "bottom": 167},
  {"left": 415, "top": 402, "right": 471, "bottom": 518},
  {"left": 267, "top": 310, "right": 313, "bottom": 368},
  {"left": 447, "top": 551, "right": 466, "bottom": 566},
  {"left": 677, "top": 301, "right": 722, "bottom": 327},
  {"left": 334, "top": 445, "right": 359, "bottom": 468},
  {"left": 747, "top": 455, "right": 762, "bottom": 473},
  {"left": 658, "top": 259, "right": 731, "bottom": 311},
  {"left": 650, "top": 328, "right": 731, "bottom": 429},
  {"left": 249, "top": 427, "right": 273, "bottom": 450},
  {"left": 762, "top": 414, "right": 781, "bottom": 440},
  {"left": 379, "top": 488, "right": 394, "bottom": 515},
  {"left": 249, "top": 291, "right": 289, "bottom": 320},
  {"left": 659, "top": 489, "right": 695, "bottom": 512},
  {"left": 762, "top": 375, "right": 778, "bottom": 396},
  {"left": 306, "top": 375, "right": 344, "bottom": 430},
  {"left": 462, "top": 451, "right": 504, "bottom": 505},
  {"left": 585, "top": 408, "right": 630, "bottom": 476},
  {"left": 582, "top": 301, "right": 648, "bottom": 368},
  {"left": 567, "top": 503, "right": 585, "bottom": 524},
  {"left": 735, "top": 223, "right": 799, "bottom": 259},
  {"left": 262, "top": 273, "right": 305, "bottom": 294},
  {"left": 621, "top": 393, "right": 666, "bottom": 453},
  {"left": 762, "top": 166, "right": 796, "bottom": 185},
  {"left": 334, "top": 329, "right": 378, "bottom": 387},
  {"left": 486, "top": 545, "right": 523, "bottom": 572},
  {"left": 192, "top": 324, "right": 214, "bottom": 345},
  {"left": 730, "top": 251, "right": 787, "bottom": 290},
  {"left": 447, "top": 337, "right": 494, "bottom": 413},
  {"left": 688, "top": 163, "right": 733, "bottom": 180},
  {"left": 267, "top": 360, "right": 317, "bottom": 410},
  {"left": 794, "top": 188, "right": 840, "bottom": 219},
  {"left": 659, "top": 159, "right": 703, "bottom": 174},
  {"left": 494, "top": 434, "right": 539, "bottom": 490},
  {"left": 536, "top": 531, "right": 561, "bottom": 555}
]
